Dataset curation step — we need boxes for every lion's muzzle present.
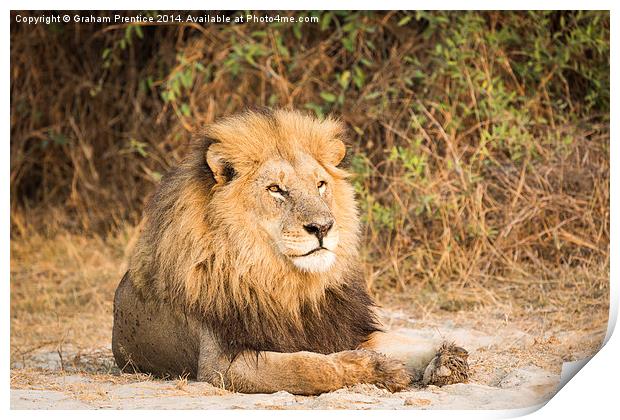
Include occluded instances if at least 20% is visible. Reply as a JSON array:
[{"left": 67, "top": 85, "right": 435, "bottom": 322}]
[
  {"left": 283, "top": 218, "right": 340, "bottom": 273},
  {"left": 303, "top": 219, "right": 334, "bottom": 244}
]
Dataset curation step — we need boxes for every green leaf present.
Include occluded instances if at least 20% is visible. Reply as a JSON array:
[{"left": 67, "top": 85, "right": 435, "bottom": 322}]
[
  {"left": 251, "top": 30, "right": 267, "bottom": 38},
  {"left": 180, "top": 103, "right": 191, "bottom": 116},
  {"left": 342, "top": 38, "right": 353, "bottom": 52},
  {"left": 398, "top": 15, "right": 412, "bottom": 26},
  {"left": 179, "top": 70, "right": 193, "bottom": 89},
  {"left": 129, "top": 138, "right": 148, "bottom": 157},
  {"left": 352, "top": 66, "right": 366, "bottom": 89},
  {"left": 364, "top": 91, "right": 381, "bottom": 100},
  {"left": 320, "top": 12, "right": 332, "bottom": 31},
  {"left": 304, "top": 102, "right": 324, "bottom": 119},
  {"left": 338, "top": 71, "right": 351, "bottom": 89},
  {"left": 320, "top": 91, "right": 337, "bottom": 103}
]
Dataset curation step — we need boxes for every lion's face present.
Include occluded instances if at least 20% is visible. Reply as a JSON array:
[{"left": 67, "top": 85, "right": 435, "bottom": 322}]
[
  {"left": 203, "top": 109, "right": 359, "bottom": 276},
  {"left": 253, "top": 154, "right": 340, "bottom": 272}
]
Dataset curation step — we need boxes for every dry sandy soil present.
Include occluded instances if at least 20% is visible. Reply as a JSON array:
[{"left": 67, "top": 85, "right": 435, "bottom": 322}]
[{"left": 10, "top": 308, "right": 606, "bottom": 410}]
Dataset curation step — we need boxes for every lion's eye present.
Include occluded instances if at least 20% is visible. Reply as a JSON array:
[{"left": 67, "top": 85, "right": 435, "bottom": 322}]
[
  {"left": 317, "top": 181, "right": 327, "bottom": 195},
  {"left": 267, "top": 184, "right": 286, "bottom": 199}
]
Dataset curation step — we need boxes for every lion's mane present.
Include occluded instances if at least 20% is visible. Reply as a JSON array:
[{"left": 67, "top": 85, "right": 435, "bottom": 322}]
[{"left": 127, "top": 109, "right": 380, "bottom": 359}]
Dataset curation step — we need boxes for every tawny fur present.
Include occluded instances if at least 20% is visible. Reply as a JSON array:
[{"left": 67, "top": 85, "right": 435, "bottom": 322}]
[{"left": 112, "top": 108, "right": 470, "bottom": 394}]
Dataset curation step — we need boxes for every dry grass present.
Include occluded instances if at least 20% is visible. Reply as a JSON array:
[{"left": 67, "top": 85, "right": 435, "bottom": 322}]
[
  {"left": 10, "top": 215, "right": 139, "bottom": 356},
  {"left": 10, "top": 368, "right": 153, "bottom": 390}
]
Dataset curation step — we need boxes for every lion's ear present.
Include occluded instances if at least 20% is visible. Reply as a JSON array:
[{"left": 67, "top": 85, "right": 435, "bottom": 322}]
[
  {"left": 326, "top": 139, "right": 347, "bottom": 167},
  {"left": 205, "top": 144, "right": 236, "bottom": 184},
  {"left": 337, "top": 143, "right": 353, "bottom": 169}
]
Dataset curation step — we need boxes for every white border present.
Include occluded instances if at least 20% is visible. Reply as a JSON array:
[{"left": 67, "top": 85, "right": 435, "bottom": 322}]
[{"left": 3, "top": 2, "right": 617, "bottom": 419}]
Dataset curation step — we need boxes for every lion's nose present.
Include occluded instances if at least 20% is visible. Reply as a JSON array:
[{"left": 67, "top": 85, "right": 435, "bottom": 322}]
[{"left": 304, "top": 220, "right": 334, "bottom": 242}]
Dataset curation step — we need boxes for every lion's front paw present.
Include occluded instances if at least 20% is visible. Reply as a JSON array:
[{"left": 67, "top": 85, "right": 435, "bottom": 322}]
[
  {"left": 335, "top": 350, "right": 412, "bottom": 392},
  {"left": 422, "top": 342, "right": 469, "bottom": 386},
  {"left": 367, "top": 351, "right": 412, "bottom": 392}
]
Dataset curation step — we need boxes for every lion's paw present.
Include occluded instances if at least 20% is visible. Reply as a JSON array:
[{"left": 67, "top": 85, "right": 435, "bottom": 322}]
[
  {"left": 422, "top": 342, "right": 469, "bottom": 386},
  {"left": 336, "top": 350, "right": 412, "bottom": 392},
  {"left": 367, "top": 351, "right": 412, "bottom": 392}
]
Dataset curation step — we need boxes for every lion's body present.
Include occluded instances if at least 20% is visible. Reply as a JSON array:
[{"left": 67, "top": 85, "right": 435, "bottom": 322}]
[
  {"left": 112, "top": 109, "right": 469, "bottom": 394},
  {"left": 113, "top": 273, "right": 201, "bottom": 378}
]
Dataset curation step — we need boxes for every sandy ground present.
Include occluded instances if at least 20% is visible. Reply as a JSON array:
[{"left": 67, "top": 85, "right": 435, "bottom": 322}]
[{"left": 10, "top": 308, "right": 606, "bottom": 410}]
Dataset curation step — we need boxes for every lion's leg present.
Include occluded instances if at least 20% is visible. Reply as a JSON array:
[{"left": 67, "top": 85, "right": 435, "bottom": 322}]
[
  {"left": 361, "top": 331, "right": 470, "bottom": 386},
  {"left": 197, "top": 332, "right": 411, "bottom": 395}
]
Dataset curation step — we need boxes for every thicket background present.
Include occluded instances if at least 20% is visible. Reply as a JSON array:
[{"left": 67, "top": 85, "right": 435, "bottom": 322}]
[{"left": 10, "top": 11, "right": 609, "bottom": 316}]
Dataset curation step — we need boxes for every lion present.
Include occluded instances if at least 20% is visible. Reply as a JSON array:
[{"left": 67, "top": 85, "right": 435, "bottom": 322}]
[{"left": 112, "top": 108, "right": 469, "bottom": 395}]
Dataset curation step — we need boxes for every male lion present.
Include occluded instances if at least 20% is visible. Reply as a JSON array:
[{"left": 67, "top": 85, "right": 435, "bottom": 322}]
[{"left": 112, "top": 109, "right": 469, "bottom": 395}]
